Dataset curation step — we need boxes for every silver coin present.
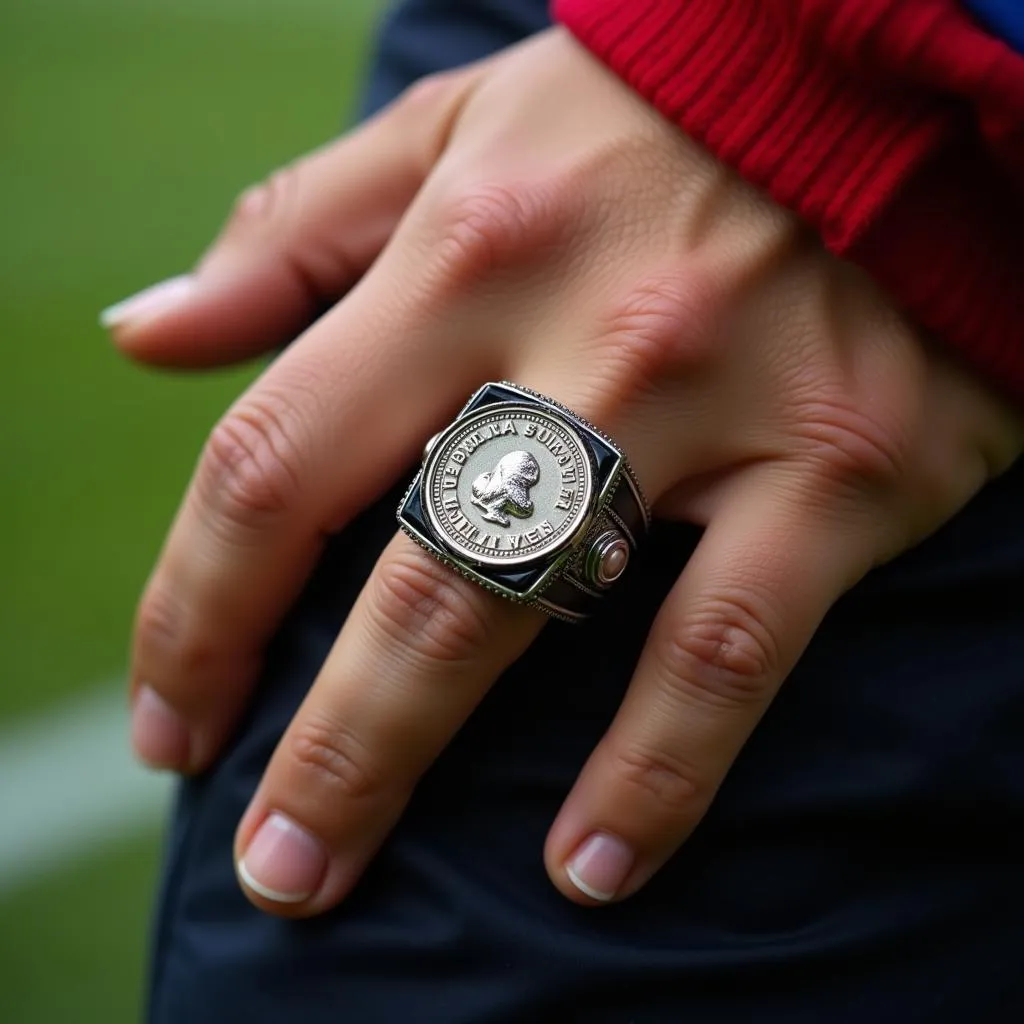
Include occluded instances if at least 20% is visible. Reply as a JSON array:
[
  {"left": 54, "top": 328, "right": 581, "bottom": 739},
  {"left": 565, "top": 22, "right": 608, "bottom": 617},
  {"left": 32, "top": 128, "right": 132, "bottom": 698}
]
[{"left": 422, "top": 404, "right": 594, "bottom": 568}]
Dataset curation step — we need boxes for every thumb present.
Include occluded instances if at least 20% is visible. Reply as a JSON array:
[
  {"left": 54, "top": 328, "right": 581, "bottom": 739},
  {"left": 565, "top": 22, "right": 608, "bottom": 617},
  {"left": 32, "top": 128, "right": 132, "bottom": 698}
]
[{"left": 100, "top": 67, "right": 481, "bottom": 368}]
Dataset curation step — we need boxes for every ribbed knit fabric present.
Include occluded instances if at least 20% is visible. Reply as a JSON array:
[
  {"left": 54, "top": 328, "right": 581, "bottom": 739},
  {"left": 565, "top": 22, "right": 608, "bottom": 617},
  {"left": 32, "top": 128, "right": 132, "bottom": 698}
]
[{"left": 553, "top": 0, "right": 1024, "bottom": 406}]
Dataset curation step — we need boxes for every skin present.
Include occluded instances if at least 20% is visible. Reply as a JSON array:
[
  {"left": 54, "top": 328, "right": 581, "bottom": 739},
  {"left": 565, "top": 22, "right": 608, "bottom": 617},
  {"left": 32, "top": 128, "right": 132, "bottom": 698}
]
[{"left": 104, "top": 29, "right": 1022, "bottom": 915}]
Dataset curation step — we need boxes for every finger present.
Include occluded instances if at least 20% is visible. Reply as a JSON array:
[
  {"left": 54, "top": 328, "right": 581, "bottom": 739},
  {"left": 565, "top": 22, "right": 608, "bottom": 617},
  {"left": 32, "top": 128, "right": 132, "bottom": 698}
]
[
  {"left": 545, "top": 471, "right": 878, "bottom": 904},
  {"left": 101, "top": 67, "right": 481, "bottom": 368},
  {"left": 129, "top": 255, "right": 498, "bottom": 774},
  {"left": 228, "top": 351, "right": 647, "bottom": 916},
  {"left": 232, "top": 534, "right": 543, "bottom": 915}
]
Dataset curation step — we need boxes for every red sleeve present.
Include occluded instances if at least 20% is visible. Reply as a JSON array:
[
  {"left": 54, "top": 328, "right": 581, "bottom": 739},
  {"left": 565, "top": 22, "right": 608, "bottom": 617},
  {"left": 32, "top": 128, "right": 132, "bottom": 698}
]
[{"left": 552, "top": 0, "right": 1024, "bottom": 406}]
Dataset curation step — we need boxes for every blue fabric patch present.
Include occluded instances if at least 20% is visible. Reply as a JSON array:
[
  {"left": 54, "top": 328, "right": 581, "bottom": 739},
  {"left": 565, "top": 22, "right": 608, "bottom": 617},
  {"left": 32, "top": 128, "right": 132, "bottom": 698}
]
[{"left": 962, "top": 0, "right": 1024, "bottom": 52}]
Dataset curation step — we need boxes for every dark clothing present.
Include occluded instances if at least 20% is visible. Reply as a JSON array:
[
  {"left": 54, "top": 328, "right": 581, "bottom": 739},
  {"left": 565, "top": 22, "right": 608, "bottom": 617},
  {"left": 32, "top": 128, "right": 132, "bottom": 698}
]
[
  {"left": 146, "top": 3, "right": 1024, "bottom": 1021},
  {"left": 963, "top": 0, "right": 1024, "bottom": 52}
]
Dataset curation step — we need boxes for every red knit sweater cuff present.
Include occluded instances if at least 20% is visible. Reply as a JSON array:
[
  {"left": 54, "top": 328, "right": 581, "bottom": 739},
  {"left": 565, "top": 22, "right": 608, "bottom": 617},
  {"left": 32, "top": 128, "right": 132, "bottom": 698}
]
[{"left": 553, "top": 0, "right": 1024, "bottom": 406}]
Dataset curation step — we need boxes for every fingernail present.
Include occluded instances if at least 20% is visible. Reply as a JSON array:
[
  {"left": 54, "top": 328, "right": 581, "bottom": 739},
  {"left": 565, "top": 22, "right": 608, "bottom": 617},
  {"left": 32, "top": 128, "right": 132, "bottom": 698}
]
[
  {"left": 100, "top": 274, "right": 194, "bottom": 330},
  {"left": 565, "top": 832, "right": 634, "bottom": 902},
  {"left": 131, "top": 685, "right": 190, "bottom": 770},
  {"left": 238, "top": 813, "right": 327, "bottom": 904}
]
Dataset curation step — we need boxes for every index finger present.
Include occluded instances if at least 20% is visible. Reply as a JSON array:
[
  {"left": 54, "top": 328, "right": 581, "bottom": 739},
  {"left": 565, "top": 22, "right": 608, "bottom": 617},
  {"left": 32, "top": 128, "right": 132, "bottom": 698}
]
[{"left": 129, "top": 266, "right": 497, "bottom": 774}]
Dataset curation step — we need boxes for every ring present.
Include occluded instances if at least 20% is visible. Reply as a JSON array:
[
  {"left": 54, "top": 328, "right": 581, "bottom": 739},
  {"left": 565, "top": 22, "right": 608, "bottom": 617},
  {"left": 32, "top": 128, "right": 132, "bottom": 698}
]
[{"left": 397, "top": 381, "right": 649, "bottom": 622}]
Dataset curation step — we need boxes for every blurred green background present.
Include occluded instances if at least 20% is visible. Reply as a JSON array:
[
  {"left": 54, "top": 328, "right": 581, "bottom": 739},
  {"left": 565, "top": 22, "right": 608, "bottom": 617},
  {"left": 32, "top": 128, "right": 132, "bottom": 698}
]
[{"left": 0, "top": 1, "right": 381, "bottom": 1019}]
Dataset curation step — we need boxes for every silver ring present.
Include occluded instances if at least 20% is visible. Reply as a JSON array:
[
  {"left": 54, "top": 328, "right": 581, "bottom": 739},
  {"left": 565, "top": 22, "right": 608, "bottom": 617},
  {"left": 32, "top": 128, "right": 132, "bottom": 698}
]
[{"left": 397, "top": 381, "right": 649, "bottom": 622}]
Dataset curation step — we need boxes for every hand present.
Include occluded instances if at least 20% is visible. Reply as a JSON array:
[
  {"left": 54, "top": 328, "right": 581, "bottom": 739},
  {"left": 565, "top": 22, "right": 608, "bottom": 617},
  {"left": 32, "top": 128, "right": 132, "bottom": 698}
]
[{"left": 105, "top": 28, "right": 1021, "bottom": 914}]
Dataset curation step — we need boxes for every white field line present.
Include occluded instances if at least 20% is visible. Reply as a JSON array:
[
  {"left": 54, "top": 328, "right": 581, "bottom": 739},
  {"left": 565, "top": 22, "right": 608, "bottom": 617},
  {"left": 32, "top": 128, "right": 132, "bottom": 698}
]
[{"left": 0, "top": 683, "right": 173, "bottom": 897}]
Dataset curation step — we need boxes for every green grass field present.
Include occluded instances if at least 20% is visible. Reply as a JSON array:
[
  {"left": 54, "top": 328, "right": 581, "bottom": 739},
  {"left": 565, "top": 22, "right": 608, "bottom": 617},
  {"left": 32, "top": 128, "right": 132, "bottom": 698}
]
[{"left": 1, "top": 1, "right": 380, "bottom": 1018}]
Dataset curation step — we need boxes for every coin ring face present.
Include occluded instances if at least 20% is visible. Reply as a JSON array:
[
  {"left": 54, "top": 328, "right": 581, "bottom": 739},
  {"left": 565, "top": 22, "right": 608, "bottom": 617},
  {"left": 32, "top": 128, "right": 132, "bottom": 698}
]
[{"left": 422, "top": 405, "right": 594, "bottom": 568}]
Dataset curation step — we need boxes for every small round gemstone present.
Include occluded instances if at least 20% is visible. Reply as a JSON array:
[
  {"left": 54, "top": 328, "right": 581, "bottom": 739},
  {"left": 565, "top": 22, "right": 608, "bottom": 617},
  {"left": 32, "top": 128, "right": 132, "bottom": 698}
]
[
  {"left": 586, "top": 530, "right": 630, "bottom": 588},
  {"left": 598, "top": 543, "right": 629, "bottom": 583},
  {"left": 597, "top": 541, "right": 629, "bottom": 584}
]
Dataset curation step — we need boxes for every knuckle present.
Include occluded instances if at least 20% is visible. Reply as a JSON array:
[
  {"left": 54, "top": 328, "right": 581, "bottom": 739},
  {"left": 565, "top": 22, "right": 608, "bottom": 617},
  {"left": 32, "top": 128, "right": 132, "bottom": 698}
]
[
  {"left": 227, "top": 164, "right": 302, "bottom": 238},
  {"left": 658, "top": 596, "right": 780, "bottom": 710},
  {"left": 368, "top": 548, "right": 492, "bottom": 666},
  {"left": 134, "top": 586, "right": 184, "bottom": 660},
  {"left": 198, "top": 396, "right": 305, "bottom": 531},
  {"left": 287, "top": 713, "right": 384, "bottom": 803},
  {"left": 583, "top": 269, "right": 721, "bottom": 418},
  {"left": 603, "top": 270, "right": 719, "bottom": 371},
  {"left": 796, "top": 400, "right": 909, "bottom": 494},
  {"left": 423, "top": 179, "right": 568, "bottom": 292},
  {"left": 135, "top": 586, "right": 216, "bottom": 679},
  {"left": 608, "top": 742, "right": 709, "bottom": 817}
]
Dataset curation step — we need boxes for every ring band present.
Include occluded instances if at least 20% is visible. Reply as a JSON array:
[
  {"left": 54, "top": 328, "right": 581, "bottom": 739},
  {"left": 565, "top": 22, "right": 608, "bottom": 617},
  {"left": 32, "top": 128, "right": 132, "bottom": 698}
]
[{"left": 397, "top": 381, "right": 649, "bottom": 622}]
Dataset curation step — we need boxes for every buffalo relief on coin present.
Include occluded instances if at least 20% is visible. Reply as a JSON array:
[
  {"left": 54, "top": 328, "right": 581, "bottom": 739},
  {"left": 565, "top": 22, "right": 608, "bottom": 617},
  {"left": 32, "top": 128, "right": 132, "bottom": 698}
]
[
  {"left": 421, "top": 407, "right": 594, "bottom": 568},
  {"left": 470, "top": 450, "right": 541, "bottom": 526}
]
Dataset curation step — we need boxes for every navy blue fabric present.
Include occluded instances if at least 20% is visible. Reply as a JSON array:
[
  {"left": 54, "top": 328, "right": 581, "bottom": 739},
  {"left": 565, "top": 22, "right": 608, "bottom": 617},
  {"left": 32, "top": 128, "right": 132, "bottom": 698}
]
[
  {"left": 963, "top": 0, "right": 1024, "bottom": 52},
  {"left": 146, "top": 3, "right": 1024, "bottom": 1021},
  {"left": 360, "top": 0, "right": 551, "bottom": 112}
]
